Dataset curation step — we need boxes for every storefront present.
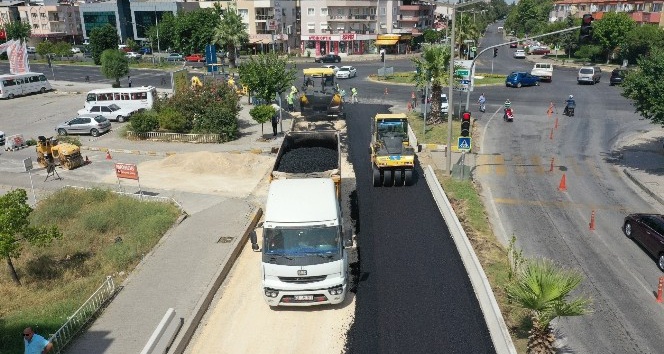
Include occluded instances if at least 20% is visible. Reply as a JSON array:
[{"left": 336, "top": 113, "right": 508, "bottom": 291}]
[
  {"left": 374, "top": 34, "right": 400, "bottom": 54},
  {"left": 301, "top": 33, "right": 377, "bottom": 57},
  {"left": 247, "top": 34, "right": 289, "bottom": 54}
]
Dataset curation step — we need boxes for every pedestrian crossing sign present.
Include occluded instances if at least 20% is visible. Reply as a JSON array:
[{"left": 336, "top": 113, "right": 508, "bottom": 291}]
[{"left": 458, "top": 137, "right": 472, "bottom": 151}]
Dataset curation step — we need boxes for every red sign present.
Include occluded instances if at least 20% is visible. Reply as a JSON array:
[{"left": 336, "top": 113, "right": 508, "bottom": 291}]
[
  {"left": 115, "top": 163, "right": 139, "bottom": 180},
  {"left": 0, "top": 30, "right": 5, "bottom": 40},
  {"left": 307, "top": 35, "right": 332, "bottom": 41},
  {"left": 341, "top": 34, "right": 355, "bottom": 41}
]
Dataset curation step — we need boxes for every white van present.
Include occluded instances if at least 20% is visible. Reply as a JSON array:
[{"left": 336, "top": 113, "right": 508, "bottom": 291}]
[
  {"left": 531, "top": 63, "right": 553, "bottom": 81},
  {"left": 0, "top": 72, "right": 52, "bottom": 99}
]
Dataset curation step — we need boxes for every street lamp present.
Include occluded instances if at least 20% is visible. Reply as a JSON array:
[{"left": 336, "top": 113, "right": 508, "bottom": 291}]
[{"left": 436, "top": 0, "right": 489, "bottom": 176}]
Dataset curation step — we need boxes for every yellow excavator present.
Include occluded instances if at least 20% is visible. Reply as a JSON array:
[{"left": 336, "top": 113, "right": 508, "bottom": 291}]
[
  {"left": 370, "top": 113, "right": 415, "bottom": 187},
  {"left": 36, "top": 136, "right": 84, "bottom": 170}
]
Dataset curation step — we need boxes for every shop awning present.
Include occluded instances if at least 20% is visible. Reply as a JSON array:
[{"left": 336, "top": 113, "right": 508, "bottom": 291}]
[{"left": 375, "top": 39, "right": 398, "bottom": 45}]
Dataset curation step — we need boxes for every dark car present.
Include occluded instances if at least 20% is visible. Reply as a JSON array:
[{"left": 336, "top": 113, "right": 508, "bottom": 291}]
[
  {"left": 505, "top": 71, "right": 540, "bottom": 88},
  {"left": 509, "top": 38, "right": 518, "bottom": 48},
  {"left": 315, "top": 54, "right": 341, "bottom": 63},
  {"left": 610, "top": 68, "right": 628, "bottom": 86},
  {"left": 529, "top": 46, "right": 551, "bottom": 55},
  {"left": 624, "top": 214, "right": 664, "bottom": 271}
]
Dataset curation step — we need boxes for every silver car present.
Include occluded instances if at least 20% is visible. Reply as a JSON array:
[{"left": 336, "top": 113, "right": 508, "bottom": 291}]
[{"left": 56, "top": 114, "right": 111, "bottom": 137}]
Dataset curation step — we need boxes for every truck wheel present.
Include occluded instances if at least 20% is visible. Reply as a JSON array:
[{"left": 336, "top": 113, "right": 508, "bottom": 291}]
[
  {"left": 63, "top": 160, "right": 73, "bottom": 170},
  {"left": 394, "top": 169, "right": 404, "bottom": 186},
  {"left": 382, "top": 170, "right": 393, "bottom": 187},
  {"left": 372, "top": 166, "right": 381, "bottom": 187},
  {"left": 404, "top": 169, "right": 414, "bottom": 186}
]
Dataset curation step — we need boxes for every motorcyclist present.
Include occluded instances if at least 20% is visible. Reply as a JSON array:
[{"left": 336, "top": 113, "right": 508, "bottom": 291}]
[
  {"left": 503, "top": 99, "right": 514, "bottom": 121},
  {"left": 564, "top": 95, "right": 576, "bottom": 116},
  {"left": 478, "top": 93, "right": 486, "bottom": 112}
]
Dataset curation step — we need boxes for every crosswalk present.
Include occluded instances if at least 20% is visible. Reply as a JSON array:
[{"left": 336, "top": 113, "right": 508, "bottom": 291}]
[{"left": 474, "top": 153, "right": 621, "bottom": 178}]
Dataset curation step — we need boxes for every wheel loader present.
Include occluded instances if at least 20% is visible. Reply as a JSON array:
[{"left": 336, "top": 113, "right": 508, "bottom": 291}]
[
  {"left": 370, "top": 113, "right": 415, "bottom": 187},
  {"left": 36, "top": 136, "right": 84, "bottom": 170}
]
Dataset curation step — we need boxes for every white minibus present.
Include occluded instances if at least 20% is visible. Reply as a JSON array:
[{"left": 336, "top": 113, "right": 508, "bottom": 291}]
[
  {"left": 0, "top": 72, "right": 52, "bottom": 99},
  {"left": 84, "top": 86, "right": 158, "bottom": 112}
]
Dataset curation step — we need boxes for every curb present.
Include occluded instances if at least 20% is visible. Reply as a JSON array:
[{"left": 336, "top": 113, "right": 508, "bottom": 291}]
[
  {"left": 79, "top": 145, "right": 275, "bottom": 157},
  {"left": 424, "top": 165, "right": 517, "bottom": 354},
  {"left": 623, "top": 168, "right": 664, "bottom": 206},
  {"left": 171, "top": 207, "right": 263, "bottom": 354}
]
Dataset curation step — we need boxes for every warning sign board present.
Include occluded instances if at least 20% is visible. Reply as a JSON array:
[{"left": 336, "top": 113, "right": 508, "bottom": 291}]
[{"left": 115, "top": 163, "right": 139, "bottom": 180}]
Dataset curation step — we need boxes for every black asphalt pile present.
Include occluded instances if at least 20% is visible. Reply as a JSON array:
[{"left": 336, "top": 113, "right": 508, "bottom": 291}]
[{"left": 276, "top": 147, "right": 337, "bottom": 173}]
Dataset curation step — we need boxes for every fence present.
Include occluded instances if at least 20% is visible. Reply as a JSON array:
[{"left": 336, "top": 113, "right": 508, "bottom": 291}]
[
  {"left": 126, "top": 131, "right": 228, "bottom": 143},
  {"left": 48, "top": 276, "right": 116, "bottom": 354}
]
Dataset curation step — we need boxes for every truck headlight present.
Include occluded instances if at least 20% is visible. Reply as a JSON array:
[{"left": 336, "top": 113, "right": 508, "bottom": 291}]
[
  {"left": 264, "top": 288, "right": 279, "bottom": 298},
  {"left": 328, "top": 285, "right": 344, "bottom": 296}
]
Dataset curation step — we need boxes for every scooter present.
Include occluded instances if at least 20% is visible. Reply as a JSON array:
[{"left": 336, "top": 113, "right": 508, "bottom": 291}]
[
  {"left": 563, "top": 105, "right": 575, "bottom": 117},
  {"left": 503, "top": 108, "right": 514, "bottom": 122}
]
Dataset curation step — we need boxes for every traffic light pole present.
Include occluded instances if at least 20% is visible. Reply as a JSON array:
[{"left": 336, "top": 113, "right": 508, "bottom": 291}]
[{"left": 463, "top": 25, "right": 581, "bottom": 112}]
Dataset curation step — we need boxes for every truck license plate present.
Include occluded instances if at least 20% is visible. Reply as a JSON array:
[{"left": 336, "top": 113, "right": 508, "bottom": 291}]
[
  {"left": 389, "top": 155, "right": 400, "bottom": 160},
  {"left": 295, "top": 295, "right": 314, "bottom": 301}
]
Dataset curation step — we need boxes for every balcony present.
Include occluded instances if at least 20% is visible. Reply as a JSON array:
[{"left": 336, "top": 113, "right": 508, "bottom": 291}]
[
  {"left": 400, "top": 5, "right": 423, "bottom": 11},
  {"left": 398, "top": 16, "right": 419, "bottom": 22},
  {"left": 255, "top": 14, "right": 274, "bottom": 21}
]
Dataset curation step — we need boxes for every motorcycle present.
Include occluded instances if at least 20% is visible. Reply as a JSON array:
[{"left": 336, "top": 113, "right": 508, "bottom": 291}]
[
  {"left": 503, "top": 108, "right": 514, "bottom": 122},
  {"left": 479, "top": 101, "right": 486, "bottom": 112},
  {"left": 563, "top": 104, "right": 575, "bottom": 117}
]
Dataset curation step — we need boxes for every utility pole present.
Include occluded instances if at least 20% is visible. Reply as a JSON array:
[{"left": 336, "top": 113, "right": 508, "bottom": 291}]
[{"left": 155, "top": 6, "right": 160, "bottom": 53}]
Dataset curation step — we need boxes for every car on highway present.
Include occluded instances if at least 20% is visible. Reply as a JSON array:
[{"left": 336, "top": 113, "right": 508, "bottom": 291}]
[
  {"left": 577, "top": 66, "right": 602, "bottom": 84},
  {"left": 505, "top": 71, "right": 540, "bottom": 88},
  {"left": 623, "top": 213, "right": 664, "bottom": 271},
  {"left": 185, "top": 53, "right": 205, "bottom": 62},
  {"left": 610, "top": 68, "right": 628, "bottom": 86},
  {"left": 77, "top": 103, "right": 134, "bottom": 123},
  {"left": 513, "top": 49, "right": 526, "bottom": 59},
  {"left": 126, "top": 52, "right": 142, "bottom": 59},
  {"left": 336, "top": 66, "right": 357, "bottom": 79},
  {"left": 165, "top": 53, "right": 183, "bottom": 62},
  {"left": 529, "top": 46, "right": 551, "bottom": 55},
  {"left": 56, "top": 114, "right": 111, "bottom": 137},
  {"left": 314, "top": 54, "right": 341, "bottom": 63},
  {"left": 322, "top": 65, "right": 340, "bottom": 74},
  {"left": 509, "top": 38, "right": 518, "bottom": 48}
]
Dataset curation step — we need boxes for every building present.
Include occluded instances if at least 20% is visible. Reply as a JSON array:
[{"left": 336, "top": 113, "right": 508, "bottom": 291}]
[
  {"left": 551, "top": 0, "right": 664, "bottom": 26},
  {"left": 0, "top": 0, "right": 81, "bottom": 44}
]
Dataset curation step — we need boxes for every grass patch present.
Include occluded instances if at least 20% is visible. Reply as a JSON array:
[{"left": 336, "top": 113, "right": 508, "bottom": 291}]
[
  {"left": 0, "top": 188, "right": 180, "bottom": 353},
  {"left": 370, "top": 72, "right": 507, "bottom": 86},
  {"left": 407, "top": 111, "right": 460, "bottom": 145},
  {"left": 432, "top": 173, "right": 529, "bottom": 352}
]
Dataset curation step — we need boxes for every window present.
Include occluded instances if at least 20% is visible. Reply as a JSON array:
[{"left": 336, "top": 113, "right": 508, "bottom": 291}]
[
  {"left": 320, "top": 22, "right": 328, "bottom": 31},
  {"left": 321, "top": 8, "right": 328, "bottom": 16},
  {"left": 381, "top": 7, "right": 386, "bottom": 15},
  {"left": 337, "top": 8, "right": 344, "bottom": 15},
  {"left": 654, "top": 3, "right": 663, "bottom": 11},
  {"left": 91, "top": 106, "right": 101, "bottom": 113},
  {"left": 308, "top": 8, "right": 315, "bottom": 15},
  {"left": 307, "top": 22, "right": 315, "bottom": 34},
  {"left": 370, "top": 8, "right": 376, "bottom": 15}
]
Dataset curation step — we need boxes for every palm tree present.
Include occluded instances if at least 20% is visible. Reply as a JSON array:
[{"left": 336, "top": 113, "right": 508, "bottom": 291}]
[
  {"left": 412, "top": 44, "right": 451, "bottom": 124},
  {"left": 213, "top": 4, "right": 248, "bottom": 68},
  {"left": 506, "top": 258, "right": 592, "bottom": 354}
]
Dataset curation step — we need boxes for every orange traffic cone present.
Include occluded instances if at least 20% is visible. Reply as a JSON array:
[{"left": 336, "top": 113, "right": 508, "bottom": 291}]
[
  {"left": 558, "top": 173, "right": 567, "bottom": 191},
  {"left": 106, "top": 151, "right": 112, "bottom": 160}
]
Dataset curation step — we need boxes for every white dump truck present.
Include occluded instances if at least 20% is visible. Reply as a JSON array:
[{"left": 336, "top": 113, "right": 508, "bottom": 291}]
[{"left": 251, "top": 130, "right": 352, "bottom": 307}]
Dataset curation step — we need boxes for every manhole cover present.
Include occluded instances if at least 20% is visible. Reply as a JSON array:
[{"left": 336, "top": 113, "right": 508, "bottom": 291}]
[{"left": 217, "top": 236, "right": 234, "bottom": 243}]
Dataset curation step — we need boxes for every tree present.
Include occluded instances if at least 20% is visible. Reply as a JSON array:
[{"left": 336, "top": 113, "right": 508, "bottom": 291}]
[
  {"left": 620, "top": 25, "right": 664, "bottom": 66},
  {"left": 0, "top": 189, "right": 61, "bottom": 285},
  {"left": 249, "top": 104, "right": 276, "bottom": 135},
  {"left": 146, "top": 12, "right": 177, "bottom": 52},
  {"left": 213, "top": 4, "right": 249, "bottom": 68},
  {"left": 36, "top": 41, "right": 54, "bottom": 57},
  {"left": 504, "top": 0, "right": 553, "bottom": 36},
  {"left": 174, "top": 9, "right": 220, "bottom": 55},
  {"left": 89, "top": 24, "right": 119, "bottom": 65},
  {"left": 506, "top": 258, "right": 591, "bottom": 354},
  {"left": 592, "top": 12, "right": 635, "bottom": 63},
  {"left": 237, "top": 53, "right": 297, "bottom": 104},
  {"left": 52, "top": 41, "right": 73, "bottom": 57},
  {"left": 100, "top": 49, "right": 129, "bottom": 87},
  {"left": 2, "top": 21, "right": 31, "bottom": 42},
  {"left": 422, "top": 28, "right": 443, "bottom": 44},
  {"left": 412, "top": 44, "right": 451, "bottom": 124},
  {"left": 621, "top": 48, "right": 664, "bottom": 125}
]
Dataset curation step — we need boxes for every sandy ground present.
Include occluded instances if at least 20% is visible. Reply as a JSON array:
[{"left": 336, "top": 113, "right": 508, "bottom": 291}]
[
  {"left": 102, "top": 151, "right": 275, "bottom": 198},
  {"left": 185, "top": 118, "right": 356, "bottom": 354}
]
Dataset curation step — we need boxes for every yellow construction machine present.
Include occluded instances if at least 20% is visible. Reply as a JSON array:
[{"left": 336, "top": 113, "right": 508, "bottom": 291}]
[
  {"left": 36, "top": 136, "right": 84, "bottom": 170},
  {"left": 370, "top": 113, "right": 415, "bottom": 187},
  {"left": 299, "top": 68, "right": 345, "bottom": 119}
]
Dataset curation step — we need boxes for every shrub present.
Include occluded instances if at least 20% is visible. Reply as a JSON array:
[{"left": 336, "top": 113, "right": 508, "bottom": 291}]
[
  {"left": 57, "top": 136, "right": 81, "bottom": 146},
  {"left": 26, "top": 139, "right": 37, "bottom": 146},
  {"left": 249, "top": 104, "right": 276, "bottom": 125},
  {"left": 130, "top": 110, "right": 159, "bottom": 133},
  {"left": 158, "top": 107, "right": 188, "bottom": 132}
]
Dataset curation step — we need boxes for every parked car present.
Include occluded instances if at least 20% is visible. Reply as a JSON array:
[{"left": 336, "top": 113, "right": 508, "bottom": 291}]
[
  {"left": 126, "top": 52, "right": 142, "bottom": 59},
  {"left": 315, "top": 54, "right": 341, "bottom": 63},
  {"left": 336, "top": 66, "right": 357, "bottom": 79},
  {"left": 27, "top": 46, "right": 36, "bottom": 54},
  {"left": 509, "top": 38, "right": 518, "bottom": 48},
  {"left": 610, "top": 68, "right": 628, "bottom": 86},
  {"left": 77, "top": 104, "right": 134, "bottom": 123},
  {"left": 322, "top": 65, "right": 340, "bottom": 74},
  {"left": 56, "top": 114, "right": 111, "bottom": 137},
  {"left": 529, "top": 46, "right": 550, "bottom": 55},
  {"left": 441, "top": 93, "right": 449, "bottom": 114},
  {"left": 505, "top": 71, "right": 540, "bottom": 88},
  {"left": 513, "top": 50, "right": 526, "bottom": 59},
  {"left": 139, "top": 47, "right": 152, "bottom": 55},
  {"left": 165, "top": 53, "right": 183, "bottom": 62},
  {"left": 577, "top": 66, "right": 602, "bottom": 84},
  {"left": 70, "top": 47, "right": 81, "bottom": 54},
  {"left": 185, "top": 53, "right": 205, "bottom": 62},
  {"left": 624, "top": 213, "right": 664, "bottom": 271}
]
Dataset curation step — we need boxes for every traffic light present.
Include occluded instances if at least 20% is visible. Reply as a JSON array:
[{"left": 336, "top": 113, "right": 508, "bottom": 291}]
[
  {"left": 381, "top": 52, "right": 385, "bottom": 62},
  {"left": 461, "top": 111, "right": 471, "bottom": 137},
  {"left": 493, "top": 48, "right": 498, "bottom": 57},
  {"left": 579, "top": 14, "right": 594, "bottom": 43}
]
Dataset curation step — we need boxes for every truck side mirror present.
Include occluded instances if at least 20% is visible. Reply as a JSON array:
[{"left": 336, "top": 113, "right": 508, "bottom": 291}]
[
  {"left": 343, "top": 229, "right": 353, "bottom": 248},
  {"left": 250, "top": 230, "right": 260, "bottom": 251}
]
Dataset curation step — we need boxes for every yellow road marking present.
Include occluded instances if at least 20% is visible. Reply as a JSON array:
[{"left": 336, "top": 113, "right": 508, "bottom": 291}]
[
  {"left": 514, "top": 155, "right": 526, "bottom": 175},
  {"left": 531, "top": 155, "right": 545, "bottom": 175},
  {"left": 477, "top": 154, "right": 491, "bottom": 175},
  {"left": 566, "top": 156, "right": 585, "bottom": 177},
  {"left": 495, "top": 154, "right": 507, "bottom": 176}
]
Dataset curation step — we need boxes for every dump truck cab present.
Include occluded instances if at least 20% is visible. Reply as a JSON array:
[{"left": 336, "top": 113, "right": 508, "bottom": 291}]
[{"left": 370, "top": 113, "right": 415, "bottom": 187}]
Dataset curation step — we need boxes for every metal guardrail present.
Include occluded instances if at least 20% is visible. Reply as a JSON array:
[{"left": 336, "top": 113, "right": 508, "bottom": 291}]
[
  {"left": 126, "top": 131, "right": 228, "bottom": 143},
  {"left": 48, "top": 276, "right": 116, "bottom": 354}
]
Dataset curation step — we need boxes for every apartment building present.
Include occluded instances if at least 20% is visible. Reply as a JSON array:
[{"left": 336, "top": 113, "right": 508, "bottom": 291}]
[
  {"left": 0, "top": 0, "right": 82, "bottom": 45},
  {"left": 551, "top": 0, "right": 664, "bottom": 26}
]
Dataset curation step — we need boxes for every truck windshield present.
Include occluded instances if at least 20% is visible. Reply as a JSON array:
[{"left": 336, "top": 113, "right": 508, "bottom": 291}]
[{"left": 264, "top": 226, "right": 339, "bottom": 255}]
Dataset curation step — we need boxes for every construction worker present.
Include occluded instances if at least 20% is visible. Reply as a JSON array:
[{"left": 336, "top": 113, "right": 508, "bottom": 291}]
[
  {"left": 290, "top": 85, "right": 298, "bottom": 95},
  {"left": 411, "top": 91, "right": 417, "bottom": 108},
  {"left": 351, "top": 87, "right": 358, "bottom": 104},
  {"left": 339, "top": 88, "right": 347, "bottom": 103},
  {"left": 286, "top": 92, "right": 295, "bottom": 112}
]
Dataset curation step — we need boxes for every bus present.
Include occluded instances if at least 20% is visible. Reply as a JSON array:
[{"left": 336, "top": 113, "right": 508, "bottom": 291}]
[
  {"left": 0, "top": 72, "right": 52, "bottom": 99},
  {"left": 84, "top": 86, "right": 158, "bottom": 112}
]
